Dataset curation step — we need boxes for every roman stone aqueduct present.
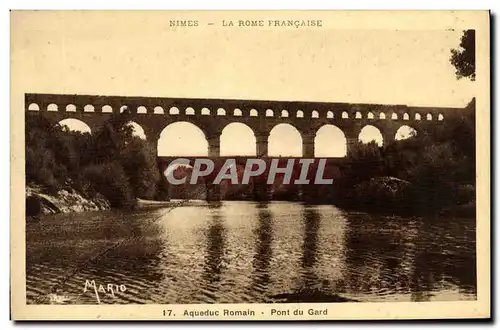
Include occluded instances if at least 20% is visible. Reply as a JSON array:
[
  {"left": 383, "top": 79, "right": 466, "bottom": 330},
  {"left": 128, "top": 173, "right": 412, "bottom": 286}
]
[{"left": 25, "top": 93, "right": 455, "bottom": 159}]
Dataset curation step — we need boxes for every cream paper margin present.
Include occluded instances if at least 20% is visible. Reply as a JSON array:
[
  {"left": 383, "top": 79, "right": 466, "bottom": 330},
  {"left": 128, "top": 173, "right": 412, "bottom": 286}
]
[{"left": 10, "top": 10, "right": 491, "bottom": 320}]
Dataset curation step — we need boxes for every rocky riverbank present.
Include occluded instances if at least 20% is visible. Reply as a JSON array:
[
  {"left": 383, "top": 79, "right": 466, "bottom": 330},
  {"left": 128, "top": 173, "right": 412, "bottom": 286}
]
[{"left": 26, "top": 185, "right": 111, "bottom": 217}]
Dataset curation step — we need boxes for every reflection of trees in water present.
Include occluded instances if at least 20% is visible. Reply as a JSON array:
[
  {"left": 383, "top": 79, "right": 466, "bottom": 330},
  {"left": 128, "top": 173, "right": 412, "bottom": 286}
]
[
  {"left": 342, "top": 214, "right": 407, "bottom": 295},
  {"left": 202, "top": 208, "right": 226, "bottom": 285},
  {"left": 410, "top": 217, "right": 477, "bottom": 301},
  {"left": 342, "top": 214, "right": 476, "bottom": 300},
  {"left": 409, "top": 242, "right": 433, "bottom": 301},
  {"left": 251, "top": 202, "right": 273, "bottom": 294}
]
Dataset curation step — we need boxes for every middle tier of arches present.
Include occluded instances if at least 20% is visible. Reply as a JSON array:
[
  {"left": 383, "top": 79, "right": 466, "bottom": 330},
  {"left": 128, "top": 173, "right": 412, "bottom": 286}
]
[{"left": 152, "top": 121, "right": 418, "bottom": 158}]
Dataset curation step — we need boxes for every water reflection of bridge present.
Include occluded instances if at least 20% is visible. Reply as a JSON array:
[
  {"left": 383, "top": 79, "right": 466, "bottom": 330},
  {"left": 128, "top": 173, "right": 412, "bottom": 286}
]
[{"left": 195, "top": 202, "right": 476, "bottom": 303}]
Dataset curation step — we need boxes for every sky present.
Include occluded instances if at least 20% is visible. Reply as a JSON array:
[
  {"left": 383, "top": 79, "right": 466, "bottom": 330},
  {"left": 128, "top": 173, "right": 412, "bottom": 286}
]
[{"left": 12, "top": 11, "right": 476, "bottom": 157}]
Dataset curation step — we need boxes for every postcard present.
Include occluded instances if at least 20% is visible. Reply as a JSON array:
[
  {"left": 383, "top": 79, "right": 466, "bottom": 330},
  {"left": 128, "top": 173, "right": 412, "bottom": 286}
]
[{"left": 10, "top": 10, "right": 490, "bottom": 320}]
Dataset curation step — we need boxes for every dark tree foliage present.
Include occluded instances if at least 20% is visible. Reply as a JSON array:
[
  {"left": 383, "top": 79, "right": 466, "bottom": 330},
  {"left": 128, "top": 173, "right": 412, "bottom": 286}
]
[
  {"left": 333, "top": 99, "right": 476, "bottom": 215},
  {"left": 342, "top": 141, "right": 384, "bottom": 185},
  {"left": 26, "top": 113, "right": 161, "bottom": 209},
  {"left": 119, "top": 137, "right": 160, "bottom": 200},
  {"left": 450, "top": 30, "right": 475, "bottom": 81},
  {"left": 82, "top": 161, "right": 136, "bottom": 209}
]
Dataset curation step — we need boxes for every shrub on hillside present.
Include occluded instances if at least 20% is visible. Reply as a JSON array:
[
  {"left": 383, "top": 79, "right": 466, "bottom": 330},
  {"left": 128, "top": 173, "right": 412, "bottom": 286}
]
[
  {"left": 119, "top": 136, "right": 160, "bottom": 200},
  {"left": 26, "top": 113, "right": 164, "bottom": 208},
  {"left": 344, "top": 176, "right": 413, "bottom": 213},
  {"left": 82, "top": 162, "right": 135, "bottom": 209}
]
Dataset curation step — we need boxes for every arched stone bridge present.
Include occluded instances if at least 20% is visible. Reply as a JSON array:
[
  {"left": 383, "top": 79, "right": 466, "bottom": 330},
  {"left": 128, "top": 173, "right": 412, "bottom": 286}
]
[{"left": 25, "top": 93, "right": 455, "bottom": 157}]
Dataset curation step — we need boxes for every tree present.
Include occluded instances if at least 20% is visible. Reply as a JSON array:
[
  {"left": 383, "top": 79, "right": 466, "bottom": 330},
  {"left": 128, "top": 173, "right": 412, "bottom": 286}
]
[
  {"left": 119, "top": 135, "right": 160, "bottom": 200},
  {"left": 450, "top": 30, "right": 475, "bottom": 81},
  {"left": 25, "top": 112, "right": 163, "bottom": 208}
]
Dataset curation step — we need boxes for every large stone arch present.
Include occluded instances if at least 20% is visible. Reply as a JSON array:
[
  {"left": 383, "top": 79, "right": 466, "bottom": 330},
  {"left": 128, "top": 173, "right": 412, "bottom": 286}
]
[
  {"left": 395, "top": 125, "right": 418, "bottom": 140},
  {"left": 57, "top": 118, "right": 92, "bottom": 134},
  {"left": 157, "top": 121, "right": 209, "bottom": 157},
  {"left": 268, "top": 123, "right": 303, "bottom": 157},
  {"left": 314, "top": 124, "right": 347, "bottom": 157},
  {"left": 220, "top": 122, "right": 256, "bottom": 156},
  {"left": 124, "top": 121, "right": 147, "bottom": 140},
  {"left": 359, "top": 124, "right": 384, "bottom": 146}
]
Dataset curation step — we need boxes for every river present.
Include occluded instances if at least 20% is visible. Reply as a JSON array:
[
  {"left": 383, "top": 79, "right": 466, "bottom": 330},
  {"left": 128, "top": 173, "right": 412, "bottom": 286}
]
[{"left": 26, "top": 201, "right": 477, "bottom": 304}]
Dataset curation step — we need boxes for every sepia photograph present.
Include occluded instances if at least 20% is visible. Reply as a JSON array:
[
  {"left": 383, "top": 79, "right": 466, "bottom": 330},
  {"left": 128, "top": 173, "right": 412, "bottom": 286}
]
[{"left": 10, "top": 10, "right": 490, "bottom": 320}]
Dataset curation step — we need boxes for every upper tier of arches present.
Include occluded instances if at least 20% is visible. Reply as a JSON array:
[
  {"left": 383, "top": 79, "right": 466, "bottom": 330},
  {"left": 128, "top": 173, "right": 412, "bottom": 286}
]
[{"left": 26, "top": 101, "right": 446, "bottom": 122}]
